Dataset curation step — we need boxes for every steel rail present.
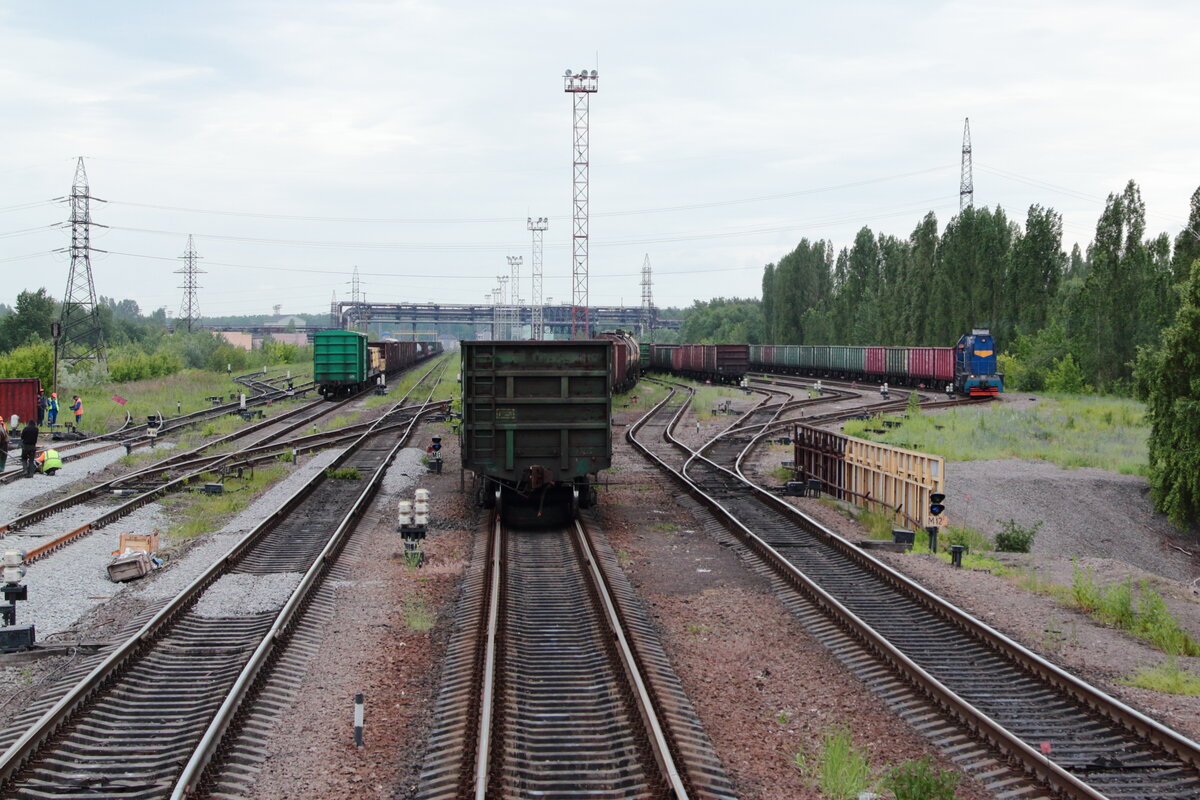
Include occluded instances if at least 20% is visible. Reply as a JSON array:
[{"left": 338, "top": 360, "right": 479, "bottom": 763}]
[
  {"left": 572, "top": 517, "right": 690, "bottom": 799},
  {"left": 472, "top": 510, "right": 503, "bottom": 800},
  {"left": 629, "top": 386, "right": 1200, "bottom": 799},
  {"left": 172, "top": 362, "right": 450, "bottom": 797},
  {"left": 0, "top": 361, "right": 450, "bottom": 794}
]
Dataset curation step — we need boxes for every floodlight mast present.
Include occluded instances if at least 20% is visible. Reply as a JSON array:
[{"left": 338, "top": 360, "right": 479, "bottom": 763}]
[
  {"left": 563, "top": 69, "right": 597, "bottom": 339},
  {"left": 507, "top": 255, "right": 522, "bottom": 339},
  {"left": 527, "top": 217, "right": 548, "bottom": 340}
]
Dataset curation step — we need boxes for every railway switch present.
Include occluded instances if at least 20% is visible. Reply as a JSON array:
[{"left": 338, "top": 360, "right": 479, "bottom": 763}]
[{"left": 0, "top": 549, "right": 34, "bottom": 653}]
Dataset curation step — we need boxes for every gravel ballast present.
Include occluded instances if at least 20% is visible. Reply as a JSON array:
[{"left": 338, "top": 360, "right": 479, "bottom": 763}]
[{"left": 192, "top": 572, "right": 304, "bottom": 618}]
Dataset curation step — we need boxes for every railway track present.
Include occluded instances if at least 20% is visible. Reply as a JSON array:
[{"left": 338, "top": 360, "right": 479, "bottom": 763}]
[
  {"left": 1, "top": 359, "right": 449, "bottom": 564},
  {"left": 0, "top": 371, "right": 313, "bottom": 486},
  {"left": 417, "top": 507, "right": 734, "bottom": 800},
  {"left": 0, "top": 362, "right": 450, "bottom": 799},
  {"left": 630, "top": 383, "right": 1200, "bottom": 799}
]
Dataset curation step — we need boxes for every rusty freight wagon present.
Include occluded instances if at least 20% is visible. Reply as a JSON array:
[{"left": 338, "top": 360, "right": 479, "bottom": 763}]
[{"left": 461, "top": 340, "right": 612, "bottom": 523}]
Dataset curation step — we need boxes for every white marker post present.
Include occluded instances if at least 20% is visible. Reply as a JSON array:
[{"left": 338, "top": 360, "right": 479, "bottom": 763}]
[{"left": 354, "top": 692, "right": 365, "bottom": 747}]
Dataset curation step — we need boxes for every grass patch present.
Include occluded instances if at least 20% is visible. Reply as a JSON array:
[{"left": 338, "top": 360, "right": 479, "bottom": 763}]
[
  {"left": 814, "top": 727, "right": 872, "bottom": 800},
  {"left": 326, "top": 466, "right": 361, "bottom": 480},
  {"left": 403, "top": 598, "right": 436, "bottom": 631},
  {"left": 162, "top": 466, "right": 288, "bottom": 540},
  {"left": 884, "top": 756, "right": 960, "bottom": 800},
  {"left": 69, "top": 360, "right": 311, "bottom": 435},
  {"left": 1069, "top": 563, "right": 1200, "bottom": 655},
  {"left": 842, "top": 394, "right": 1147, "bottom": 474},
  {"left": 1122, "top": 657, "right": 1200, "bottom": 695}
]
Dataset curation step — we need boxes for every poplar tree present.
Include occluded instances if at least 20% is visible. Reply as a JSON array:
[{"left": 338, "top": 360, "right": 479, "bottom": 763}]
[{"left": 1135, "top": 258, "right": 1200, "bottom": 527}]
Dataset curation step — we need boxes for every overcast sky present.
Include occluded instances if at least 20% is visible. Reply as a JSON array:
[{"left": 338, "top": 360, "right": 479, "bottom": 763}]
[{"left": 2, "top": 1, "right": 1198, "bottom": 319}]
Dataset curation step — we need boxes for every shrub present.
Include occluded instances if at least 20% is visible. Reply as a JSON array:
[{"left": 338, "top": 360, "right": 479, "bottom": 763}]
[
  {"left": 884, "top": 757, "right": 960, "bottom": 800},
  {"left": 994, "top": 518, "right": 1040, "bottom": 552}
]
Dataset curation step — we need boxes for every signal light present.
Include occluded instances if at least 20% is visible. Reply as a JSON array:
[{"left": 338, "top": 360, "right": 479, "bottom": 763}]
[
  {"left": 929, "top": 492, "right": 946, "bottom": 517},
  {"left": 429, "top": 436, "right": 442, "bottom": 454}
]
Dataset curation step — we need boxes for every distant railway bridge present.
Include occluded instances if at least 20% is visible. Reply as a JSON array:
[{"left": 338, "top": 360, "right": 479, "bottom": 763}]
[{"left": 200, "top": 302, "right": 681, "bottom": 340}]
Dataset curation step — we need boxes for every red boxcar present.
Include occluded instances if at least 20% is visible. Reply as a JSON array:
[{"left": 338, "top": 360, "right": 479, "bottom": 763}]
[
  {"left": 0, "top": 378, "right": 43, "bottom": 427},
  {"left": 714, "top": 344, "right": 749, "bottom": 378},
  {"left": 865, "top": 347, "right": 886, "bottom": 375},
  {"left": 908, "top": 347, "right": 955, "bottom": 382}
]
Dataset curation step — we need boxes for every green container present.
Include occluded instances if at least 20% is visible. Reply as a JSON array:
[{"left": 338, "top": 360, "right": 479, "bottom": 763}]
[
  {"left": 811, "top": 346, "right": 830, "bottom": 369},
  {"left": 885, "top": 347, "right": 909, "bottom": 376},
  {"left": 846, "top": 346, "right": 865, "bottom": 372},
  {"left": 798, "top": 346, "right": 814, "bottom": 369},
  {"left": 461, "top": 340, "right": 612, "bottom": 487},
  {"left": 314, "top": 330, "right": 368, "bottom": 387}
]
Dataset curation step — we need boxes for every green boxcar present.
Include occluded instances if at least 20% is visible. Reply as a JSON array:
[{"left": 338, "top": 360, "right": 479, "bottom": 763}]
[
  {"left": 314, "top": 330, "right": 368, "bottom": 396},
  {"left": 885, "top": 347, "right": 909, "bottom": 376},
  {"left": 811, "top": 346, "right": 830, "bottom": 369},
  {"left": 846, "top": 346, "right": 866, "bottom": 373},
  {"left": 798, "top": 346, "right": 815, "bottom": 369},
  {"left": 639, "top": 343, "right": 651, "bottom": 367},
  {"left": 781, "top": 345, "right": 800, "bottom": 369},
  {"left": 461, "top": 340, "right": 612, "bottom": 501}
]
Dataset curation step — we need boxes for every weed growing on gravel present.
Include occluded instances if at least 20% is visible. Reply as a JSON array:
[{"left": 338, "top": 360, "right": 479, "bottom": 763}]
[
  {"left": 775, "top": 710, "right": 790, "bottom": 724},
  {"left": 1069, "top": 563, "right": 1200, "bottom": 655},
  {"left": 403, "top": 599, "right": 435, "bottom": 631},
  {"left": 843, "top": 395, "right": 1147, "bottom": 474},
  {"left": 884, "top": 757, "right": 960, "bottom": 800},
  {"left": 319, "top": 413, "right": 359, "bottom": 433},
  {"left": 164, "top": 466, "right": 288, "bottom": 539},
  {"left": 1122, "top": 657, "right": 1200, "bottom": 695},
  {"left": 815, "top": 727, "right": 873, "bottom": 800},
  {"left": 326, "top": 466, "right": 361, "bottom": 480}
]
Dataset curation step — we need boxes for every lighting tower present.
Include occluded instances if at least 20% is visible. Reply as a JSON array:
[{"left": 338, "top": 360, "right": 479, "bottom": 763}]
[
  {"left": 527, "top": 217, "right": 548, "bottom": 340},
  {"left": 57, "top": 157, "right": 107, "bottom": 370},
  {"left": 640, "top": 253, "right": 653, "bottom": 338},
  {"left": 330, "top": 291, "right": 338, "bottom": 328},
  {"left": 959, "top": 117, "right": 974, "bottom": 211},
  {"left": 175, "top": 235, "right": 204, "bottom": 333},
  {"left": 564, "top": 68, "right": 598, "bottom": 339},
  {"left": 491, "top": 287, "right": 501, "bottom": 339},
  {"left": 497, "top": 275, "right": 509, "bottom": 339},
  {"left": 507, "top": 255, "right": 523, "bottom": 339}
]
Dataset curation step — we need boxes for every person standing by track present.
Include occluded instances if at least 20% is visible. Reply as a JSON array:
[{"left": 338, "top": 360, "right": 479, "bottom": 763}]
[
  {"left": 0, "top": 421, "right": 8, "bottom": 472},
  {"left": 47, "top": 393, "right": 59, "bottom": 427},
  {"left": 71, "top": 395, "right": 83, "bottom": 429},
  {"left": 36, "top": 393, "right": 45, "bottom": 426},
  {"left": 20, "top": 420, "right": 39, "bottom": 478}
]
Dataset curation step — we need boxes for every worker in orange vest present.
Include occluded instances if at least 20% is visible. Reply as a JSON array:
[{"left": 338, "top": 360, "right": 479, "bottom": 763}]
[{"left": 71, "top": 395, "right": 83, "bottom": 428}]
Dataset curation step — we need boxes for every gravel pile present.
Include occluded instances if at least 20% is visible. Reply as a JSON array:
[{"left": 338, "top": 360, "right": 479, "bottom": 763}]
[
  {"left": 7, "top": 504, "right": 168, "bottom": 638},
  {"left": 946, "top": 459, "right": 1196, "bottom": 583},
  {"left": 191, "top": 572, "right": 304, "bottom": 618}
]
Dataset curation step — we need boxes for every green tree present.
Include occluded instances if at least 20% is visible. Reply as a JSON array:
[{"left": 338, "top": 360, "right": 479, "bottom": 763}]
[
  {"left": 0, "top": 341, "right": 54, "bottom": 389},
  {"left": 1172, "top": 186, "right": 1200, "bottom": 284},
  {"left": 0, "top": 288, "right": 58, "bottom": 352},
  {"left": 1135, "top": 258, "right": 1200, "bottom": 526}
]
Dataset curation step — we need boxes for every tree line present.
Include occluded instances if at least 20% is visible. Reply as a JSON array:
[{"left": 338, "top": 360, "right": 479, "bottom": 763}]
[
  {"left": 0, "top": 293, "right": 307, "bottom": 390},
  {"left": 681, "top": 180, "right": 1200, "bottom": 396}
]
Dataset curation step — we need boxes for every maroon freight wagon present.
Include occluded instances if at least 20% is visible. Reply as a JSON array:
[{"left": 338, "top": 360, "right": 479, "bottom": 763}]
[
  {"left": 908, "top": 347, "right": 955, "bottom": 383},
  {"left": 0, "top": 378, "right": 43, "bottom": 427}
]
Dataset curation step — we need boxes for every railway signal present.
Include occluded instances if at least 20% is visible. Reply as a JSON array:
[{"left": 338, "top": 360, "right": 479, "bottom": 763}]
[{"left": 929, "top": 492, "right": 946, "bottom": 517}]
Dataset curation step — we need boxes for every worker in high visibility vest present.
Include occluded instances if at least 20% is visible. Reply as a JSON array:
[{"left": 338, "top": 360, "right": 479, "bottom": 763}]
[
  {"left": 71, "top": 395, "right": 83, "bottom": 428},
  {"left": 36, "top": 448, "right": 62, "bottom": 476}
]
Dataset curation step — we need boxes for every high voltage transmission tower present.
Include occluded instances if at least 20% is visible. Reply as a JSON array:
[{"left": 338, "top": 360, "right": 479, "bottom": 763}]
[
  {"left": 959, "top": 117, "right": 974, "bottom": 211},
  {"left": 640, "top": 254, "right": 653, "bottom": 339},
  {"left": 527, "top": 217, "right": 548, "bottom": 340},
  {"left": 176, "top": 235, "right": 203, "bottom": 333},
  {"left": 56, "top": 157, "right": 107, "bottom": 374},
  {"left": 564, "top": 68, "right": 598, "bottom": 339}
]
